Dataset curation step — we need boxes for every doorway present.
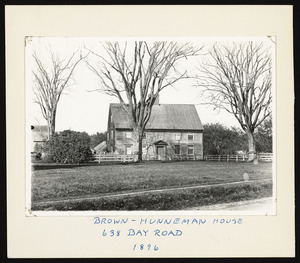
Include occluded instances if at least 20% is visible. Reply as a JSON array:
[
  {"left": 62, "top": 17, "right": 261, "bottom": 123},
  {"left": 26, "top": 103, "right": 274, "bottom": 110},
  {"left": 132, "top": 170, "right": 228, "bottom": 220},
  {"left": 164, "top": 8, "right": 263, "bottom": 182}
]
[{"left": 156, "top": 146, "right": 165, "bottom": 160}]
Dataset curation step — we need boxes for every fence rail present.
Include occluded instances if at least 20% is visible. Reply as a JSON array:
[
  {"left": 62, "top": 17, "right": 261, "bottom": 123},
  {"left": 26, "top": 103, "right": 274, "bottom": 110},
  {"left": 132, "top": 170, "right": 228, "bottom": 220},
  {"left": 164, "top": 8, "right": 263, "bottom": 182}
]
[
  {"left": 173, "top": 154, "right": 203, "bottom": 160},
  {"left": 205, "top": 153, "right": 273, "bottom": 162},
  {"left": 257, "top": 153, "right": 273, "bottom": 162},
  {"left": 94, "top": 154, "right": 137, "bottom": 163},
  {"left": 93, "top": 153, "right": 204, "bottom": 162},
  {"left": 93, "top": 153, "right": 272, "bottom": 163}
]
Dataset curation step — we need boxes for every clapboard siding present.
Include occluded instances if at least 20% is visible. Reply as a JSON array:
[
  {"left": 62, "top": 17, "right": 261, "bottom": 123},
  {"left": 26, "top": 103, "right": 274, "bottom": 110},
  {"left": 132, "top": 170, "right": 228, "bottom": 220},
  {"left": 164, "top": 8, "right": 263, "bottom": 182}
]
[
  {"left": 112, "top": 130, "right": 203, "bottom": 159},
  {"left": 107, "top": 103, "right": 204, "bottom": 160}
]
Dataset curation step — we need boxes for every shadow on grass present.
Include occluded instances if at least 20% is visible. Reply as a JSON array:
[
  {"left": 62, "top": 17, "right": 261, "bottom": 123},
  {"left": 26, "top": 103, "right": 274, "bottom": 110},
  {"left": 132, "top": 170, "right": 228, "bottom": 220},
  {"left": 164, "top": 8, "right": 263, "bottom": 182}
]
[
  {"left": 32, "top": 162, "right": 136, "bottom": 171},
  {"left": 32, "top": 160, "right": 204, "bottom": 170}
]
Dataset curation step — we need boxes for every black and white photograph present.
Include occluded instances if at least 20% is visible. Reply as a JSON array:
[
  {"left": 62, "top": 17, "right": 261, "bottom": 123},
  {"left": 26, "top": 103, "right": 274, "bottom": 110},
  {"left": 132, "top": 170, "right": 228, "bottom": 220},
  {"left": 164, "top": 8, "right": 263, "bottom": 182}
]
[
  {"left": 6, "top": 5, "right": 294, "bottom": 258},
  {"left": 26, "top": 37, "right": 275, "bottom": 214}
]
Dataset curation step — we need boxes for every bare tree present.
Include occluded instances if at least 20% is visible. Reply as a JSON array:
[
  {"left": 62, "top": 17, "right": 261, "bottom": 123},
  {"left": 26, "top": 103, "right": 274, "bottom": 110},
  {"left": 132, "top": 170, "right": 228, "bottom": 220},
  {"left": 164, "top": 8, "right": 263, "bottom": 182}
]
[
  {"left": 86, "top": 41, "right": 201, "bottom": 162},
  {"left": 197, "top": 41, "right": 272, "bottom": 160},
  {"left": 32, "top": 49, "right": 87, "bottom": 139}
]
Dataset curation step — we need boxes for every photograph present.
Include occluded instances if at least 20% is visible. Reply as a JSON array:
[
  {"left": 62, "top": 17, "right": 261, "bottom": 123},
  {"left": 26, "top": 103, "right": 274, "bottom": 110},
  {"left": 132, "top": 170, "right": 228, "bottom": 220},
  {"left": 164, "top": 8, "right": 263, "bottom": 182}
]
[
  {"left": 6, "top": 5, "right": 294, "bottom": 258},
  {"left": 26, "top": 37, "right": 276, "bottom": 214}
]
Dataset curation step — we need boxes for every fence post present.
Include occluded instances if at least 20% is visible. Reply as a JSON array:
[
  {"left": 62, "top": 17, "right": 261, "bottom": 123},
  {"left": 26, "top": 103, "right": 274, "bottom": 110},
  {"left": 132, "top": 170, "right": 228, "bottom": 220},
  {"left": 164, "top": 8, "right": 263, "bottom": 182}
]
[
  {"left": 219, "top": 155, "right": 221, "bottom": 162},
  {"left": 227, "top": 155, "right": 229, "bottom": 162},
  {"left": 98, "top": 153, "right": 101, "bottom": 163},
  {"left": 236, "top": 155, "right": 238, "bottom": 162},
  {"left": 243, "top": 154, "right": 245, "bottom": 161}
]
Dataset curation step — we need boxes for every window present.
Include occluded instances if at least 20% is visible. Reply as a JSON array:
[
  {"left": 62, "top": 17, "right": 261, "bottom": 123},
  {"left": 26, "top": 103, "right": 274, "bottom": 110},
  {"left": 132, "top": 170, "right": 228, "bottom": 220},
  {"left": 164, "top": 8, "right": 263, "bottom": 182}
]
[
  {"left": 175, "top": 133, "right": 181, "bottom": 141},
  {"left": 188, "top": 145, "right": 194, "bottom": 155},
  {"left": 125, "top": 132, "right": 132, "bottom": 139},
  {"left": 188, "top": 133, "right": 194, "bottom": 140},
  {"left": 125, "top": 145, "right": 133, "bottom": 155},
  {"left": 174, "top": 145, "right": 180, "bottom": 155}
]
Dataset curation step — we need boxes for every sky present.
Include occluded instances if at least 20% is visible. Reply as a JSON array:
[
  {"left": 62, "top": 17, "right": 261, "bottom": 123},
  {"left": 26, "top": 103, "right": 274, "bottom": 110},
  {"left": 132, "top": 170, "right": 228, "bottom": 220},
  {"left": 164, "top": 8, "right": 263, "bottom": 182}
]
[{"left": 26, "top": 37, "right": 273, "bottom": 135}]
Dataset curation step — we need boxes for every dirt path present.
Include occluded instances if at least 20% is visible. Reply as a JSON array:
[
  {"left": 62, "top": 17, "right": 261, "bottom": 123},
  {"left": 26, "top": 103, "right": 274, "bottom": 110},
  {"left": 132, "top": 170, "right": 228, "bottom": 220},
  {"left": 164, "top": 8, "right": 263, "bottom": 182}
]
[{"left": 33, "top": 178, "right": 271, "bottom": 206}]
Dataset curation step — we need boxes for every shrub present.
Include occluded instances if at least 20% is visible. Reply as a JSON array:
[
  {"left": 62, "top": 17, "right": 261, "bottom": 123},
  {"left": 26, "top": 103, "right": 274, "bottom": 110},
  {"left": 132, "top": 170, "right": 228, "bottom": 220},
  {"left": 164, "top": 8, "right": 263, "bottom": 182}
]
[
  {"left": 255, "top": 117, "right": 273, "bottom": 153},
  {"left": 43, "top": 130, "right": 92, "bottom": 164},
  {"left": 203, "top": 123, "right": 247, "bottom": 155}
]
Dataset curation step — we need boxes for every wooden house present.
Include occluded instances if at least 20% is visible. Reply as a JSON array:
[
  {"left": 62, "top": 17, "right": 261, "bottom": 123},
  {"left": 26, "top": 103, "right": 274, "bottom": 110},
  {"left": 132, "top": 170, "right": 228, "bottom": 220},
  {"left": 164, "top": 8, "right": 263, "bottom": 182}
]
[
  {"left": 31, "top": 125, "right": 48, "bottom": 153},
  {"left": 93, "top": 141, "right": 107, "bottom": 154},
  {"left": 106, "top": 100, "right": 204, "bottom": 160}
]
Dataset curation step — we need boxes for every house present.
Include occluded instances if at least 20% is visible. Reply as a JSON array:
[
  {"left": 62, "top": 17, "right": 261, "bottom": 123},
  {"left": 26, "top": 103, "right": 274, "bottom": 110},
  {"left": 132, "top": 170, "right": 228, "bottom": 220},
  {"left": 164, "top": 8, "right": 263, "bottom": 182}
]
[
  {"left": 93, "top": 141, "right": 107, "bottom": 154},
  {"left": 31, "top": 125, "right": 48, "bottom": 153},
  {"left": 106, "top": 99, "right": 204, "bottom": 160}
]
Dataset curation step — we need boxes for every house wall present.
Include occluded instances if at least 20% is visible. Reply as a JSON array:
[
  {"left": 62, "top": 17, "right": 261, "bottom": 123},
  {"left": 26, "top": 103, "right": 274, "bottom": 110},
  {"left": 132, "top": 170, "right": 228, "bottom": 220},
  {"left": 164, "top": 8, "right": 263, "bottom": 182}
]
[{"left": 112, "top": 130, "right": 203, "bottom": 160}]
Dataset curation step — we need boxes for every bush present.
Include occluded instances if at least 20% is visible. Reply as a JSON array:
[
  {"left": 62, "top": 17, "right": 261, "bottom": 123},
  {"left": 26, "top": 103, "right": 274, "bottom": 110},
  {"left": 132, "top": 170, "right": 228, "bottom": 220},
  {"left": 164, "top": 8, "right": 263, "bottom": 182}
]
[
  {"left": 255, "top": 117, "right": 272, "bottom": 153},
  {"left": 203, "top": 123, "right": 247, "bottom": 155},
  {"left": 43, "top": 130, "right": 92, "bottom": 164}
]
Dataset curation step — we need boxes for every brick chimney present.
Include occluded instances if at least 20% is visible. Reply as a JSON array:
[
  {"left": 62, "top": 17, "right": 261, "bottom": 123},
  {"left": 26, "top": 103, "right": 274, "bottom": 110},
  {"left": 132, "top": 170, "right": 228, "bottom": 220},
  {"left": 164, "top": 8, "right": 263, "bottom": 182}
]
[{"left": 154, "top": 94, "right": 159, "bottom": 105}]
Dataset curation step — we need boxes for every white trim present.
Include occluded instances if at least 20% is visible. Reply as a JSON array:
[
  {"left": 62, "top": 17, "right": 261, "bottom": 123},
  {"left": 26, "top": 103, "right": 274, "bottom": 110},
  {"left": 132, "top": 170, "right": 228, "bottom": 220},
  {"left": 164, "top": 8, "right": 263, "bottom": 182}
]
[
  {"left": 188, "top": 145, "right": 194, "bottom": 155},
  {"left": 188, "top": 133, "right": 194, "bottom": 140},
  {"left": 125, "top": 131, "right": 132, "bottom": 139},
  {"left": 125, "top": 144, "right": 133, "bottom": 155}
]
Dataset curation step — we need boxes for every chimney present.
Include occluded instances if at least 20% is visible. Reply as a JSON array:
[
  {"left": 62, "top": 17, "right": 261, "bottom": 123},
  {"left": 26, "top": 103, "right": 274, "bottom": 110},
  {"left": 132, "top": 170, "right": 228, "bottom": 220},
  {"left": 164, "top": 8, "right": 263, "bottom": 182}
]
[{"left": 154, "top": 94, "right": 159, "bottom": 105}]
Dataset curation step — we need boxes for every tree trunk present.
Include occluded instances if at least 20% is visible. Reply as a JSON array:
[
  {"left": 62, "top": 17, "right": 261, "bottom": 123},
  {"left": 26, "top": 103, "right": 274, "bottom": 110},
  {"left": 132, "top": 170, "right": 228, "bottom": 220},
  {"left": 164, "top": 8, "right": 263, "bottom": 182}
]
[
  {"left": 138, "top": 135, "right": 143, "bottom": 162},
  {"left": 48, "top": 110, "right": 56, "bottom": 140},
  {"left": 246, "top": 129, "right": 256, "bottom": 161},
  {"left": 132, "top": 126, "right": 144, "bottom": 162}
]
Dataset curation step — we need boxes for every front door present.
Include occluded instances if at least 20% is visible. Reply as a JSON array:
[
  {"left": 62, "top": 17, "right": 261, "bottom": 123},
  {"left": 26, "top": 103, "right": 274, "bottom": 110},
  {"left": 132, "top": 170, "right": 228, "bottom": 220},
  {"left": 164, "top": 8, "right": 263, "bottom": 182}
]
[{"left": 156, "top": 146, "right": 165, "bottom": 160}]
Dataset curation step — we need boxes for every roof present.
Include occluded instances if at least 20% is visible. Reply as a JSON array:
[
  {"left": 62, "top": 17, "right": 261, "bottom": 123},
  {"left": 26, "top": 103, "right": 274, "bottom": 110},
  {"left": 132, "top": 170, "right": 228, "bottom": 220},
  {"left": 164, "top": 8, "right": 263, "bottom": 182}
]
[
  {"left": 153, "top": 140, "right": 168, "bottom": 146},
  {"left": 110, "top": 103, "right": 203, "bottom": 130},
  {"left": 31, "top": 125, "right": 48, "bottom": 141},
  {"left": 94, "top": 141, "right": 107, "bottom": 151}
]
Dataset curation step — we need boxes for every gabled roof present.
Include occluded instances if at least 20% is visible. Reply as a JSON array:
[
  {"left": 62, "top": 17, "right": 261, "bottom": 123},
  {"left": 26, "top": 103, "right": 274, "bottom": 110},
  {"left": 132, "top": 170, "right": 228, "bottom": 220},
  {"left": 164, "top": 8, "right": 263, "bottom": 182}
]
[
  {"left": 94, "top": 141, "right": 106, "bottom": 151},
  {"left": 109, "top": 103, "right": 203, "bottom": 130},
  {"left": 31, "top": 125, "right": 48, "bottom": 141},
  {"left": 153, "top": 140, "right": 168, "bottom": 146}
]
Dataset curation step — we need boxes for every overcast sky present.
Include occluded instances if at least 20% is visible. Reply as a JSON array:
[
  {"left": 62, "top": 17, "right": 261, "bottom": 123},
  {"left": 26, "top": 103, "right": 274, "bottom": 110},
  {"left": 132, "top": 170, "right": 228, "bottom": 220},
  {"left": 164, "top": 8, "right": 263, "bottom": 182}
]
[{"left": 26, "top": 37, "right": 273, "bottom": 135}]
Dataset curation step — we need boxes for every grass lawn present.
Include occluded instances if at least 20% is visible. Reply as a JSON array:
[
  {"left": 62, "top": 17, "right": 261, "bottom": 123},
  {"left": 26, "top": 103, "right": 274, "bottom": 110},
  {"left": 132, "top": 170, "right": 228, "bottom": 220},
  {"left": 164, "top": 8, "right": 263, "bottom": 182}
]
[{"left": 31, "top": 161, "right": 273, "bottom": 211}]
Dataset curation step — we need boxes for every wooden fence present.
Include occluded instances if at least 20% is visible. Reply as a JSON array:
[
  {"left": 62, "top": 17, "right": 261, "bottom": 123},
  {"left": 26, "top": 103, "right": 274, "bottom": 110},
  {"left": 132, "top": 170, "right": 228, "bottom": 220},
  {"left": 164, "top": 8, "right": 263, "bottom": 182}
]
[
  {"left": 93, "top": 153, "right": 272, "bottom": 163},
  {"left": 257, "top": 153, "right": 273, "bottom": 162},
  {"left": 93, "top": 153, "right": 204, "bottom": 163},
  {"left": 94, "top": 154, "right": 137, "bottom": 163},
  {"left": 173, "top": 154, "right": 203, "bottom": 160},
  {"left": 205, "top": 153, "right": 273, "bottom": 162}
]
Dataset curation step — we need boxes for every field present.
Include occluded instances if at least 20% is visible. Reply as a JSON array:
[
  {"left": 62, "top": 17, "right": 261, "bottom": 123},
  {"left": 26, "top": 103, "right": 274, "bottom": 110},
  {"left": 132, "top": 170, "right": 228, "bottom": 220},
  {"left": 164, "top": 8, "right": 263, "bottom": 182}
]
[{"left": 31, "top": 161, "right": 273, "bottom": 211}]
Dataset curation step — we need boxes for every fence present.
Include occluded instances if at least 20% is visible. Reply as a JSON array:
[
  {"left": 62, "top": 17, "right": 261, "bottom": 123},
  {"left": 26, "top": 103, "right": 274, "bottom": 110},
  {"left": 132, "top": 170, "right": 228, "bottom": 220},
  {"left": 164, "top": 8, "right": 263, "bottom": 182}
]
[
  {"left": 93, "top": 153, "right": 272, "bottom": 163},
  {"left": 205, "top": 153, "right": 273, "bottom": 162},
  {"left": 257, "top": 153, "right": 273, "bottom": 162},
  {"left": 93, "top": 153, "right": 204, "bottom": 163},
  {"left": 205, "top": 154, "right": 247, "bottom": 162},
  {"left": 145, "top": 154, "right": 203, "bottom": 161},
  {"left": 173, "top": 154, "right": 203, "bottom": 161},
  {"left": 94, "top": 154, "right": 137, "bottom": 163}
]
